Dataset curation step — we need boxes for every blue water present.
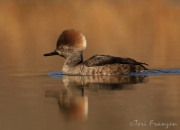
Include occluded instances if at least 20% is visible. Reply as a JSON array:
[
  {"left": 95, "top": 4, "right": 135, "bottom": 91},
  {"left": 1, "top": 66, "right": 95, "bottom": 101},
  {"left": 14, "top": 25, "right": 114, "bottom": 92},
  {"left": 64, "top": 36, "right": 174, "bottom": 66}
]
[
  {"left": 48, "top": 69, "right": 180, "bottom": 78},
  {"left": 130, "top": 68, "right": 180, "bottom": 76},
  {"left": 48, "top": 71, "right": 64, "bottom": 78}
]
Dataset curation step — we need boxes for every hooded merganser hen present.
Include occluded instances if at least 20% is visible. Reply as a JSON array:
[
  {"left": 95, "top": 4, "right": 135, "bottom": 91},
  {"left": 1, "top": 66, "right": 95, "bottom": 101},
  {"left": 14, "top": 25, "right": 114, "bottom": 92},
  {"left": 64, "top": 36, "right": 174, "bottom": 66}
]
[{"left": 44, "top": 29, "right": 148, "bottom": 75}]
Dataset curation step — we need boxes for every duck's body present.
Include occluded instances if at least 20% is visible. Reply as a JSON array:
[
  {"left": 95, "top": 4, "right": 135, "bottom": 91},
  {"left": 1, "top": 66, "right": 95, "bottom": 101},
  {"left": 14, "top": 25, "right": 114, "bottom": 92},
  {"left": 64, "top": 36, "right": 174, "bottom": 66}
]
[
  {"left": 44, "top": 29, "right": 148, "bottom": 75},
  {"left": 62, "top": 54, "right": 147, "bottom": 75}
]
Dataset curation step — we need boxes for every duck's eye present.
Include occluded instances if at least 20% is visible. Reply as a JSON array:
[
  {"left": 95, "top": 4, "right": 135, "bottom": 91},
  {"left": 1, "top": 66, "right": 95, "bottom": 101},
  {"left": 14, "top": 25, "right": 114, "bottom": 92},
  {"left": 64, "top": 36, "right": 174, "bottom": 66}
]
[{"left": 58, "top": 45, "right": 63, "bottom": 50}]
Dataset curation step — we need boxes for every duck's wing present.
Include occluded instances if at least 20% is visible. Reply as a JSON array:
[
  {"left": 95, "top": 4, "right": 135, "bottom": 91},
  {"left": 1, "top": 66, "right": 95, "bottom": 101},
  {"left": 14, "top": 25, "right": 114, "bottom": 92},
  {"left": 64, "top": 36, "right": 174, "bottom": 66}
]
[{"left": 83, "top": 55, "right": 148, "bottom": 69}]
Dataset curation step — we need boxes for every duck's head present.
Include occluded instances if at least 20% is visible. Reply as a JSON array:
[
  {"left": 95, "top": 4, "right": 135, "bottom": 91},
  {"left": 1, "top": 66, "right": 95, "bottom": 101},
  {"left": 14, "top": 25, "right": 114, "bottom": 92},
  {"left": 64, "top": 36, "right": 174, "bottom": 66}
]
[{"left": 44, "top": 29, "right": 86, "bottom": 58}]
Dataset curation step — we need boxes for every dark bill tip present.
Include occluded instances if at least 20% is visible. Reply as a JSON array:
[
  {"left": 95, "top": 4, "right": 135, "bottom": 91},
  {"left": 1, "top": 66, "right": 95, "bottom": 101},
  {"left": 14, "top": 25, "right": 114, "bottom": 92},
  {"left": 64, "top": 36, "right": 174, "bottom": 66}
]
[{"left": 44, "top": 51, "right": 59, "bottom": 56}]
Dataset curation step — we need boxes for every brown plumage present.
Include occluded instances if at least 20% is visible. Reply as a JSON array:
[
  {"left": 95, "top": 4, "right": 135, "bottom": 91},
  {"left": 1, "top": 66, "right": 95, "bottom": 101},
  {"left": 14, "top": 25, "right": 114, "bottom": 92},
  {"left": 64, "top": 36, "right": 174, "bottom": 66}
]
[
  {"left": 44, "top": 29, "right": 148, "bottom": 75},
  {"left": 57, "top": 29, "right": 86, "bottom": 51}
]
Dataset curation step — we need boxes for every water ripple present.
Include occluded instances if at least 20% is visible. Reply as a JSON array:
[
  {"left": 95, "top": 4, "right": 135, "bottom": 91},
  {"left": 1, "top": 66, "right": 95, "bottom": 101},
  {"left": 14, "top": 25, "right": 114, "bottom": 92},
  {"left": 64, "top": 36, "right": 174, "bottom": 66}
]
[
  {"left": 129, "top": 69, "right": 180, "bottom": 76},
  {"left": 48, "top": 71, "right": 64, "bottom": 78},
  {"left": 48, "top": 69, "right": 180, "bottom": 78}
]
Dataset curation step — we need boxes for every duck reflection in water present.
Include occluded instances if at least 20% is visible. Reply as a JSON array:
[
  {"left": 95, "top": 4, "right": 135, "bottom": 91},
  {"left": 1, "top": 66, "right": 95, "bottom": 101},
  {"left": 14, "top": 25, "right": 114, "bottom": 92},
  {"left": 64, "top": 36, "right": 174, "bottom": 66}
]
[{"left": 45, "top": 75, "right": 147, "bottom": 121}]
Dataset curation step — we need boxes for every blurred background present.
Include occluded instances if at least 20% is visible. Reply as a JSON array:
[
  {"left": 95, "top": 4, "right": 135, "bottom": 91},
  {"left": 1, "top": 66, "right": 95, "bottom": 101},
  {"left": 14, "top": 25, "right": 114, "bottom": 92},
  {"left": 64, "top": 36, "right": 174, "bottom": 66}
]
[
  {"left": 0, "top": 1, "right": 180, "bottom": 130},
  {"left": 0, "top": 0, "right": 180, "bottom": 74}
]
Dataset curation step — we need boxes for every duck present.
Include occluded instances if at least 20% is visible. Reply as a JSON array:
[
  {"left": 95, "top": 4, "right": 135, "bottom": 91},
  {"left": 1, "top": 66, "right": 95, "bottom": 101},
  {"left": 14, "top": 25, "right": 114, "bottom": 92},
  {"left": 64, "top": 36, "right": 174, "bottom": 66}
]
[{"left": 44, "top": 29, "right": 148, "bottom": 75}]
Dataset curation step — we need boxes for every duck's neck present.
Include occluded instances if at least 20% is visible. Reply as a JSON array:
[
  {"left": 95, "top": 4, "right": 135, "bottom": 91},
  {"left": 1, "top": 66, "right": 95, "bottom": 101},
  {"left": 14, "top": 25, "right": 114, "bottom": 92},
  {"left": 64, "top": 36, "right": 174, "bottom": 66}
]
[{"left": 63, "top": 51, "right": 83, "bottom": 67}]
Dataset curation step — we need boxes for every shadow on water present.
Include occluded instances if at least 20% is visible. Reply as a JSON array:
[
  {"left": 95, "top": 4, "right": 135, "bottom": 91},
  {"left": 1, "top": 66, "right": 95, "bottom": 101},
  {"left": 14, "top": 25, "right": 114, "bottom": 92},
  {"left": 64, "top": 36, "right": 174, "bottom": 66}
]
[{"left": 45, "top": 72, "right": 147, "bottom": 121}]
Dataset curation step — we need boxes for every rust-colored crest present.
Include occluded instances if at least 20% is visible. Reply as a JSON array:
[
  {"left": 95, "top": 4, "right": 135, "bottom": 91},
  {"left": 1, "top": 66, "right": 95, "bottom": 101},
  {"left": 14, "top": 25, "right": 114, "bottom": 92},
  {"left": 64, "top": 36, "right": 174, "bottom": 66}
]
[{"left": 56, "top": 29, "right": 86, "bottom": 51}]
